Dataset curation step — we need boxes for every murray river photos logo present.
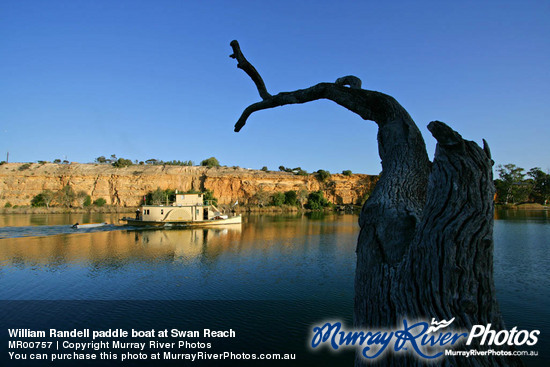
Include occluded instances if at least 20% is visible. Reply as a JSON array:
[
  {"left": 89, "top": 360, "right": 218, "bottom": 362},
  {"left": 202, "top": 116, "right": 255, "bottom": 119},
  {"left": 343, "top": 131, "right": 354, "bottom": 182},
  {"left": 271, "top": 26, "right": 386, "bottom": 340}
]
[{"left": 310, "top": 318, "right": 540, "bottom": 360}]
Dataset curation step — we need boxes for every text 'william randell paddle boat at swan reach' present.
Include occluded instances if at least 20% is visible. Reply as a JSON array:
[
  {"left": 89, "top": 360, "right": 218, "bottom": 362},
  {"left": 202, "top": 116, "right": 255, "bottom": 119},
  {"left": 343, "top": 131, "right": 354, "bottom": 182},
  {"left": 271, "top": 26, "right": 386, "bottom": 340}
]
[{"left": 121, "top": 193, "right": 241, "bottom": 228}]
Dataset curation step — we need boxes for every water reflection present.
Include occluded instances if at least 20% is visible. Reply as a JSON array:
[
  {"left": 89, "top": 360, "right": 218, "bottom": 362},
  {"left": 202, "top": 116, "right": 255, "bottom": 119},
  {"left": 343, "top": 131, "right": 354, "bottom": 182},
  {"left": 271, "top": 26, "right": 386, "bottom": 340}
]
[
  {"left": 0, "top": 213, "right": 124, "bottom": 227},
  {"left": 495, "top": 209, "right": 549, "bottom": 222},
  {"left": 0, "top": 214, "right": 358, "bottom": 270}
]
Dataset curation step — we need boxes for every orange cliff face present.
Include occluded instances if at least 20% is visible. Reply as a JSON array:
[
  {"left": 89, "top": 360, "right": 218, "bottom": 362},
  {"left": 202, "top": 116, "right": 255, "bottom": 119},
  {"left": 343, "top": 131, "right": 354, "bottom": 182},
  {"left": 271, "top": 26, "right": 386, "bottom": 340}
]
[{"left": 0, "top": 163, "right": 378, "bottom": 207}]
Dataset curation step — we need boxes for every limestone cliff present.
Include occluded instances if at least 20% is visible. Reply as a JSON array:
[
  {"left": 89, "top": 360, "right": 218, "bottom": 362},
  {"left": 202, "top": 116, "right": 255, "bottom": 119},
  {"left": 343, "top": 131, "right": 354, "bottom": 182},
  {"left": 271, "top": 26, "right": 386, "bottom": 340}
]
[{"left": 0, "top": 163, "right": 378, "bottom": 207}]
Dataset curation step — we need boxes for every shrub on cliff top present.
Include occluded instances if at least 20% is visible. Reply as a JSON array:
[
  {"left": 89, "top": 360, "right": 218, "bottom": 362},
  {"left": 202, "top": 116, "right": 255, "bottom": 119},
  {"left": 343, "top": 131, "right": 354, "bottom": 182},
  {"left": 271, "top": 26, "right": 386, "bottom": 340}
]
[
  {"left": 342, "top": 170, "right": 352, "bottom": 176},
  {"left": 112, "top": 158, "right": 133, "bottom": 168},
  {"left": 315, "top": 169, "right": 331, "bottom": 182},
  {"left": 201, "top": 157, "right": 220, "bottom": 168}
]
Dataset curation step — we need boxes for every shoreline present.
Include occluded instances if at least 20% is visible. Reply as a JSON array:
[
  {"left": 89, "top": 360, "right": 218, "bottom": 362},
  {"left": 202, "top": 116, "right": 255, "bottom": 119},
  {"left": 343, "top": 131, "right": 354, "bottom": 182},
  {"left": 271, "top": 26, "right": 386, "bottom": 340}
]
[
  {"left": 0, "top": 206, "right": 137, "bottom": 215},
  {"left": 1, "top": 203, "right": 546, "bottom": 215},
  {"left": 495, "top": 203, "right": 549, "bottom": 210}
]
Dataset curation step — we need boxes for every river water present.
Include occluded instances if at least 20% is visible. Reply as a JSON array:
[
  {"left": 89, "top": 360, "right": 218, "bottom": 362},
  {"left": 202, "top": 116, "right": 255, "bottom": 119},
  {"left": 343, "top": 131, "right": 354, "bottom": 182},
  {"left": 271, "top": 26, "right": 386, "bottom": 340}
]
[{"left": 0, "top": 211, "right": 548, "bottom": 366}]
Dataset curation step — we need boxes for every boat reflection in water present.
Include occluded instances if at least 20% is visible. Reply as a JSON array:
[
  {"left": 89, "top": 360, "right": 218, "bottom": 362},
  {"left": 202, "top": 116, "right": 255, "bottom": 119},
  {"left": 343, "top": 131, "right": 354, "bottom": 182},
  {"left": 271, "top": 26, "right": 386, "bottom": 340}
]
[
  {"left": 0, "top": 224, "right": 243, "bottom": 269},
  {"left": 134, "top": 225, "right": 243, "bottom": 262},
  {"left": 0, "top": 214, "right": 357, "bottom": 271}
]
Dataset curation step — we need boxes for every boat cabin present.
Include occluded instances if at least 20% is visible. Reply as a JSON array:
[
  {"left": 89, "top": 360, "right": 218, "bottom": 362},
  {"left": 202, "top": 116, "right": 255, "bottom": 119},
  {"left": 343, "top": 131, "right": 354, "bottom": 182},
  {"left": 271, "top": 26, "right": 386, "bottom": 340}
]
[{"left": 140, "top": 193, "right": 217, "bottom": 223}]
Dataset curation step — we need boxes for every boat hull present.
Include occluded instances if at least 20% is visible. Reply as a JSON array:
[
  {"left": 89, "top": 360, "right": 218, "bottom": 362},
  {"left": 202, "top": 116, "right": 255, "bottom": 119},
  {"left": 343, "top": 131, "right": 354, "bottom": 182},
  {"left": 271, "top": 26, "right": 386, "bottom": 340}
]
[
  {"left": 72, "top": 222, "right": 108, "bottom": 229},
  {"left": 122, "top": 215, "right": 242, "bottom": 228}
]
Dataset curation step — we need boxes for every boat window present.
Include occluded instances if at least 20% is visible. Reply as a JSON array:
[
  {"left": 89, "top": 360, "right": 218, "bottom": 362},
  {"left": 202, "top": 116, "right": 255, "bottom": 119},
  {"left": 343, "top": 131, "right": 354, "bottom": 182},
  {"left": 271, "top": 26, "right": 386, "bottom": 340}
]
[{"left": 161, "top": 209, "right": 164, "bottom": 215}]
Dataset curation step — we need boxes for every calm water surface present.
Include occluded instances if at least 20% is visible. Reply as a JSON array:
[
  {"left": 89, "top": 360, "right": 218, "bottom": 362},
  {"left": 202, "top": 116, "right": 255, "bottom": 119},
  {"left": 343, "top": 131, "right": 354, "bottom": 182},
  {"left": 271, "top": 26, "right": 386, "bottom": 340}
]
[{"left": 0, "top": 211, "right": 548, "bottom": 366}]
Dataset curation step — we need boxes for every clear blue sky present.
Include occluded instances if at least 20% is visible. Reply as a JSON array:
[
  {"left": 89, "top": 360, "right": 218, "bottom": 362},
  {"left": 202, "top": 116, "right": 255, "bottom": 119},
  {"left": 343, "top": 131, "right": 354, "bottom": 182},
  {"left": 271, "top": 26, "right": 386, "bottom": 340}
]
[{"left": 1, "top": 0, "right": 549, "bottom": 175}]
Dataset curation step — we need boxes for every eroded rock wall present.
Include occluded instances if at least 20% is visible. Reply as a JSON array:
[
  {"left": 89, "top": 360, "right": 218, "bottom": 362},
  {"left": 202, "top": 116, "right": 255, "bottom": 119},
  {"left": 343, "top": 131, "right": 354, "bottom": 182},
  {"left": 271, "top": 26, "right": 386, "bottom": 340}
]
[{"left": 0, "top": 163, "right": 378, "bottom": 207}]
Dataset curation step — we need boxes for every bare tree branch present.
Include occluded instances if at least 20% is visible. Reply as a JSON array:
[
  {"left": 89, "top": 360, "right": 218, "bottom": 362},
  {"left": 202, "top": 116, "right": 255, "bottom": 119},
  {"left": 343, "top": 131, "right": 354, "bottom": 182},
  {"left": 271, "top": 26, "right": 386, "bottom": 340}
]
[
  {"left": 230, "top": 41, "right": 419, "bottom": 134},
  {"left": 230, "top": 40, "right": 271, "bottom": 100}
]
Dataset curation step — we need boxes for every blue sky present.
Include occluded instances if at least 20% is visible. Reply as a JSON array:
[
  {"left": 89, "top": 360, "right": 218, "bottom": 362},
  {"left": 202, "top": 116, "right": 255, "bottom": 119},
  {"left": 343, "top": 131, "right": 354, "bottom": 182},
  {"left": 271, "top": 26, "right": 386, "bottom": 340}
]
[{"left": 1, "top": 0, "right": 549, "bottom": 175}]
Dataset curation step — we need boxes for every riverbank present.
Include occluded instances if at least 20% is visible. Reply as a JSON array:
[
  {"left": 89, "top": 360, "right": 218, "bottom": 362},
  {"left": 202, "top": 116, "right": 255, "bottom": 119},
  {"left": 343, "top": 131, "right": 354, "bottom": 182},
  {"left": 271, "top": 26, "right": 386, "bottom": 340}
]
[
  {"left": 0, "top": 206, "right": 137, "bottom": 215},
  {"left": 496, "top": 203, "right": 549, "bottom": 210},
  {"left": 2, "top": 203, "right": 544, "bottom": 215},
  {"left": 0, "top": 204, "right": 354, "bottom": 215}
]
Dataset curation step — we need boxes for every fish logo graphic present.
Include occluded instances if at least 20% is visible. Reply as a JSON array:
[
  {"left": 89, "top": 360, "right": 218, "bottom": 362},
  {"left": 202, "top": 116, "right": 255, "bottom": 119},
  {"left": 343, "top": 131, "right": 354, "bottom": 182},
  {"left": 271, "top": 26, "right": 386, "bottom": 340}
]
[{"left": 427, "top": 317, "right": 456, "bottom": 333}]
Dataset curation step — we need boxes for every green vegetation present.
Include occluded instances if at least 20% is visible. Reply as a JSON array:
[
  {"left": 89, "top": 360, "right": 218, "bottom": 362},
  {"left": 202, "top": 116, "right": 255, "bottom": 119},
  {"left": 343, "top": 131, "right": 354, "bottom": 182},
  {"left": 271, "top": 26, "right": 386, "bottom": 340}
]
[
  {"left": 96, "top": 155, "right": 194, "bottom": 167},
  {"left": 112, "top": 158, "right": 133, "bottom": 168},
  {"left": 144, "top": 159, "right": 193, "bottom": 166},
  {"left": 261, "top": 166, "right": 268, "bottom": 172},
  {"left": 4, "top": 202, "right": 12, "bottom": 208},
  {"left": 30, "top": 194, "right": 45, "bottom": 207},
  {"left": 93, "top": 198, "right": 107, "bottom": 207},
  {"left": 76, "top": 191, "right": 89, "bottom": 207},
  {"left": 0, "top": 161, "right": 6, "bottom": 165},
  {"left": 360, "top": 192, "right": 371, "bottom": 205},
  {"left": 164, "top": 160, "right": 194, "bottom": 166},
  {"left": 53, "top": 159, "right": 61, "bottom": 163},
  {"left": 18, "top": 163, "right": 31, "bottom": 171},
  {"left": 305, "top": 191, "right": 330, "bottom": 210},
  {"left": 278, "top": 166, "right": 308, "bottom": 176},
  {"left": 252, "top": 189, "right": 301, "bottom": 208},
  {"left": 271, "top": 192, "right": 285, "bottom": 206},
  {"left": 201, "top": 157, "right": 220, "bottom": 168},
  {"left": 297, "top": 188, "right": 308, "bottom": 208},
  {"left": 342, "top": 170, "right": 352, "bottom": 176},
  {"left": 202, "top": 189, "right": 218, "bottom": 206},
  {"left": 253, "top": 188, "right": 270, "bottom": 206},
  {"left": 56, "top": 185, "right": 76, "bottom": 208},
  {"left": 495, "top": 164, "right": 550, "bottom": 205},
  {"left": 315, "top": 169, "right": 331, "bottom": 182},
  {"left": 147, "top": 188, "right": 170, "bottom": 205},
  {"left": 284, "top": 190, "right": 298, "bottom": 206},
  {"left": 31, "top": 190, "right": 55, "bottom": 208},
  {"left": 29, "top": 188, "right": 108, "bottom": 209}
]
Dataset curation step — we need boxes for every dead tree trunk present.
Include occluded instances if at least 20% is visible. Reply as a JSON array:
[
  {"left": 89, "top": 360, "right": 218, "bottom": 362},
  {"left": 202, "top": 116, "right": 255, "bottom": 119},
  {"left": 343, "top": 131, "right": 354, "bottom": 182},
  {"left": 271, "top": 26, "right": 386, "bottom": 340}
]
[{"left": 229, "top": 41, "right": 523, "bottom": 367}]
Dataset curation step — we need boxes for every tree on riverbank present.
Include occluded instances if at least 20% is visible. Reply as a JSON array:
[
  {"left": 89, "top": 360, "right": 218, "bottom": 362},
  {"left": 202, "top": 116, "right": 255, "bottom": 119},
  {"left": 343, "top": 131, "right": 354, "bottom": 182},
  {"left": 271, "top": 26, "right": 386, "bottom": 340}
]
[
  {"left": 495, "top": 164, "right": 550, "bottom": 204},
  {"left": 229, "top": 40, "right": 522, "bottom": 366},
  {"left": 31, "top": 188, "right": 106, "bottom": 209},
  {"left": 30, "top": 189, "right": 55, "bottom": 208},
  {"left": 56, "top": 185, "right": 76, "bottom": 208}
]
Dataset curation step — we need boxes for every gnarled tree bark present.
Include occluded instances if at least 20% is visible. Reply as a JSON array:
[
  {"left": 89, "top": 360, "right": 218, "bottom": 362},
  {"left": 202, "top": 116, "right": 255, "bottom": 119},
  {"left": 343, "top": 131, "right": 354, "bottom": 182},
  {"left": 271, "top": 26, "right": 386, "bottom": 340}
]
[{"left": 229, "top": 40, "right": 523, "bottom": 367}]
